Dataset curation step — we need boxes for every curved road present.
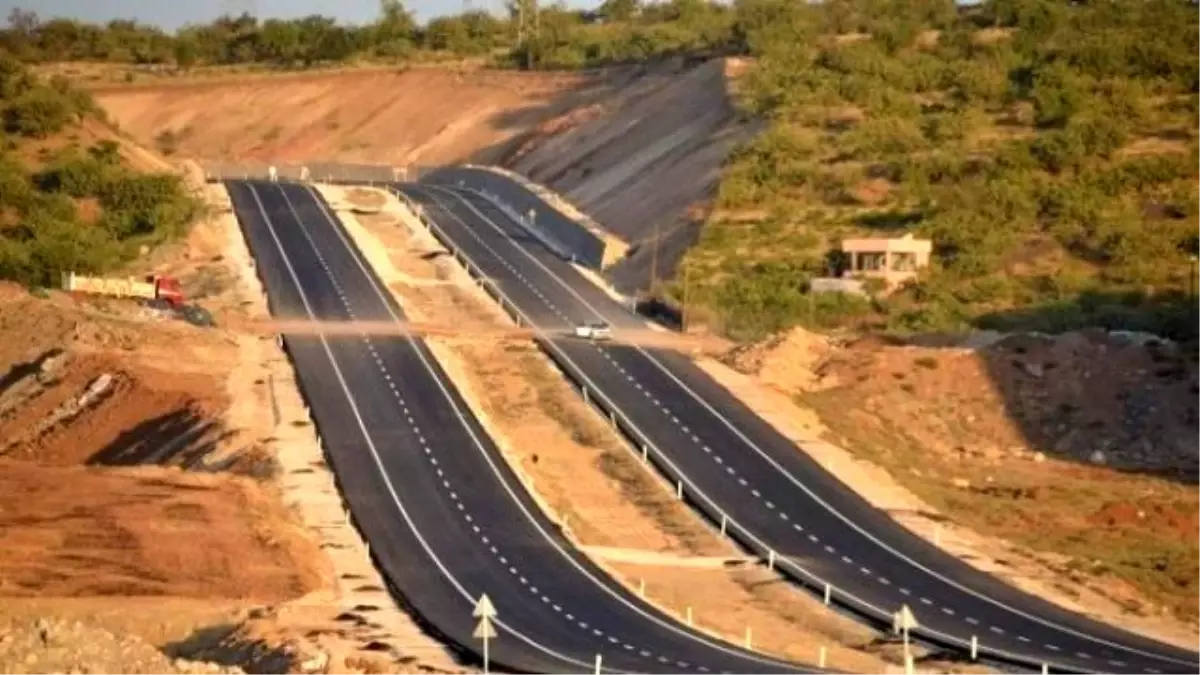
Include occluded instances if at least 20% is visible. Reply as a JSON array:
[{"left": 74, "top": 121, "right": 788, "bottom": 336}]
[
  {"left": 395, "top": 181, "right": 1200, "bottom": 675},
  {"left": 224, "top": 179, "right": 811, "bottom": 674}
]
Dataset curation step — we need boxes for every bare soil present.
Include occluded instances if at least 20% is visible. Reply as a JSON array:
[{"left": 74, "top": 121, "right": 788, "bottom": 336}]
[
  {"left": 88, "top": 59, "right": 754, "bottom": 293},
  {"left": 321, "top": 185, "right": 990, "bottom": 673},
  {"left": 0, "top": 179, "right": 463, "bottom": 673},
  {"left": 91, "top": 68, "right": 601, "bottom": 167},
  {"left": 714, "top": 327, "right": 1199, "bottom": 646}
]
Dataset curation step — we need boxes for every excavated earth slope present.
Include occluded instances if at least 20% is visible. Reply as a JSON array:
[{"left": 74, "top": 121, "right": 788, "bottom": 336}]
[{"left": 92, "top": 60, "right": 746, "bottom": 290}]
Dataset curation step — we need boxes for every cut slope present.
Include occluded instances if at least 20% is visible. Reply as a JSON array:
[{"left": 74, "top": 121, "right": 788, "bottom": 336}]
[
  {"left": 92, "top": 68, "right": 604, "bottom": 167},
  {"left": 88, "top": 60, "right": 748, "bottom": 294},
  {"left": 504, "top": 58, "right": 756, "bottom": 293}
]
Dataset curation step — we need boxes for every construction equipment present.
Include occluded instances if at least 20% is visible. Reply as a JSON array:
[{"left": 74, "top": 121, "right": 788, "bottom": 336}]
[{"left": 61, "top": 272, "right": 186, "bottom": 308}]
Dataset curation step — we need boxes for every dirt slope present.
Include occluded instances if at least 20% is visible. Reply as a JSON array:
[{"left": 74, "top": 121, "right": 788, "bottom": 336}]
[
  {"left": 722, "top": 326, "right": 1199, "bottom": 638},
  {"left": 90, "top": 60, "right": 749, "bottom": 294},
  {"left": 92, "top": 68, "right": 602, "bottom": 167},
  {"left": 504, "top": 58, "right": 757, "bottom": 292}
]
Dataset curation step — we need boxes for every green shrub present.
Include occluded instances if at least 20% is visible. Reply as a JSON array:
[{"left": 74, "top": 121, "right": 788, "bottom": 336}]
[
  {"left": 34, "top": 151, "right": 116, "bottom": 196},
  {"left": 1030, "top": 62, "right": 1086, "bottom": 127},
  {"left": 2, "top": 86, "right": 74, "bottom": 137}
]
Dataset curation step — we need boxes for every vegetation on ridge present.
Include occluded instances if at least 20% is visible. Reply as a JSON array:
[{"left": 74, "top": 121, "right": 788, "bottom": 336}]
[
  {"left": 0, "top": 1, "right": 738, "bottom": 73},
  {"left": 3, "top": 0, "right": 1197, "bottom": 343},
  {"left": 668, "top": 0, "right": 1199, "bottom": 342},
  {"left": 0, "top": 54, "right": 201, "bottom": 287}
]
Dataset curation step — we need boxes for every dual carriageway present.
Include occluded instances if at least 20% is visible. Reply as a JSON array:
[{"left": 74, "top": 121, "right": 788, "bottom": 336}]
[{"left": 224, "top": 177, "right": 1199, "bottom": 675}]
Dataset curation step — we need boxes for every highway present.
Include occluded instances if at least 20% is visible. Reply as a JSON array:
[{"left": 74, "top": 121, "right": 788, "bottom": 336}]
[
  {"left": 396, "top": 181, "right": 1200, "bottom": 675},
  {"left": 223, "top": 179, "right": 809, "bottom": 674}
]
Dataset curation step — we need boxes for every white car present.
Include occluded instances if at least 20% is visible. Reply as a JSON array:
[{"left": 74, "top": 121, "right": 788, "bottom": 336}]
[{"left": 572, "top": 322, "right": 612, "bottom": 341}]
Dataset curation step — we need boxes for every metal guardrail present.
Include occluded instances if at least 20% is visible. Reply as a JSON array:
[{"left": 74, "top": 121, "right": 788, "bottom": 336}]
[
  {"left": 216, "top": 170, "right": 1157, "bottom": 674},
  {"left": 389, "top": 185, "right": 1099, "bottom": 675}
]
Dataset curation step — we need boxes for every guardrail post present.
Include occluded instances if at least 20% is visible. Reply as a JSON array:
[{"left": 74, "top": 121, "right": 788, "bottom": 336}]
[
  {"left": 685, "top": 606, "right": 693, "bottom": 626},
  {"left": 970, "top": 635, "right": 977, "bottom": 660},
  {"left": 640, "top": 444, "right": 648, "bottom": 463},
  {"left": 676, "top": 481, "right": 684, "bottom": 500},
  {"left": 767, "top": 550, "right": 776, "bottom": 571},
  {"left": 744, "top": 626, "right": 752, "bottom": 649},
  {"left": 818, "top": 646, "right": 827, "bottom": 668},
  {"left": 638, "top": 578, "right": 646, "bottom": 597},
  {"left": 720, "top": 513, "right": 727, "bottom": 535},
  {"left": 823, "top": 583, "right": 832, "bottom": 605}
]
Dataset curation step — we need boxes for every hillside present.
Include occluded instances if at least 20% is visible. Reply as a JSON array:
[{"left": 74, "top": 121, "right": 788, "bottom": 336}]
[
  {"left": 0, "top": 53, "right": 201, "bottom": 288},
  {"left": 89, "top": 67, "right": 602, "bottom": 167},
  {"left": 0, "top": 57, "right": 460, "bottom": 675},
  {"left": 667, "top": 1, "right": 1199, "bottom": 342}
]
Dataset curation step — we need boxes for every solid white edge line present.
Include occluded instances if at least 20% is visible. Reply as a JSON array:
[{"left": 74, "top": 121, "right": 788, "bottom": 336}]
[
  {"left": 291, "top": 182, "right": 795, "bottom": 671},
  {"left": 241, "top": 182, "right": 599, "bottom": 673},
  {"left": 419, "top": 183, "right": 1196, "bottom": 671}
]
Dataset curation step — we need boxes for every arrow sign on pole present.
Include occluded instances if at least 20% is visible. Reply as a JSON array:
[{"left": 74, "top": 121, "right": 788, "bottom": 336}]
[
  {"left": 474, "top": 614, "right": 497, "bottom": 639},
  {"left": 893, "top": 604, "right": 918, "bottom": 636},
  {"left": 893, "top": 604, "right": 919, "bottom": 670},
  {"left": 473, "top": 594, "right": 497, "bottom": 673},
  {"left": 474, "top": 593, "right": 497, "bottom": 619}
]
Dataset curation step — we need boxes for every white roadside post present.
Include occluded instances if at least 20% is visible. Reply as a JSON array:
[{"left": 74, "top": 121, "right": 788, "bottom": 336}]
[
  {"left": 594, "top": 653, "right": 603, "bottom": 674},
  {"left": 970, "top": 635, "right": 978, "bottom": 660},
  {"left": 473, "top": 593, "right": 498, "bottom": 674},
  {"left": 268, "top": 165, "right": 277, "bottom": 182}
]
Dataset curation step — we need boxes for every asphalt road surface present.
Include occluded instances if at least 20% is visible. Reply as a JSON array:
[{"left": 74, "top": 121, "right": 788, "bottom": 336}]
[
  {"left": 395, "top": 181, "right": 1200, "bottom": 675},
  {"left": 224, "top": 179, "right": 810, "bottom": 674}
]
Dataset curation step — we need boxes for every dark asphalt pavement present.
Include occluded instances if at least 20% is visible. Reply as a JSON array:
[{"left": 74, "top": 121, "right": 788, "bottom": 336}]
[
  {"left": 225, "top": 179, "right": 809, "bottom": 674},
  {"left": 395, "top": 182, "right": 1200, "bottom": 675}
]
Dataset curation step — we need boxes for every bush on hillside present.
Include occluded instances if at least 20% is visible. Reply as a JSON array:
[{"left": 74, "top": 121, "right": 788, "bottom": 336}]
[
  {"left": 694, "top": 0, "right": 1196, "bottom": 344},
  {"left": 1, "top": 58, "right": 204, "bottom": 288},
  {"left": 2, "top": 85, "right": 74, "bottom": 137}
]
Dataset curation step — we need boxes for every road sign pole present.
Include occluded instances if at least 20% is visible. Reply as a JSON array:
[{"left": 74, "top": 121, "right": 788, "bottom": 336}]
[{"left": 482, "top": 630, "right": 490, "bottom": 674}]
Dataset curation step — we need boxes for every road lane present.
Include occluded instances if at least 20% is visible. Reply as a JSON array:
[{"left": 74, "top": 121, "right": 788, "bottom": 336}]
[
  {"left": 397, "top": 181, "right": 1200, "bottom": 675},
  {"left": 227, "top": 179, "right": 807, "bottom": 674}
]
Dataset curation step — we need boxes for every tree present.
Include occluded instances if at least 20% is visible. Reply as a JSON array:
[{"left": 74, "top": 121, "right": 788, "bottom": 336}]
[
  {"left": 598, "top": 0, "right": 641, "bottom": 23},
  {"left": 173, "top": 36, "right": 199, "bottom": 70},
  {"left": 373, "top": 0, "right": 416, "bottom": 55}
]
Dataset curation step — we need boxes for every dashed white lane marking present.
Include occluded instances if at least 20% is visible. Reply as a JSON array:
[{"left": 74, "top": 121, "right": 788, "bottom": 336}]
[
  {"left": 418, "top": 189, "right": 1046, "bottom": 666},
  {"left": 292, "top": 223, "right": 676, "bottom": 662}
]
